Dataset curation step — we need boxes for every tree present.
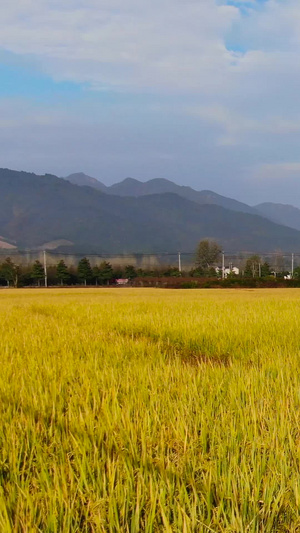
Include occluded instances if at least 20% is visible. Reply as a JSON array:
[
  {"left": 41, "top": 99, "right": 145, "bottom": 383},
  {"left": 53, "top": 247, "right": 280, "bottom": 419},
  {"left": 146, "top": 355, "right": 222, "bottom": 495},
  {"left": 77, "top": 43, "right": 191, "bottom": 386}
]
[
  {"left": 163, "top": 266, "right": 181, "bottom": 277},
  {"left": 92, "top": 266, "right": 101, "bottom": 286},
  {"left": 56, "top": 260, "right": 70, "bottom": 286},
  {"left": 244, "top": 255, "right": 261, "bottom": 278},
  {"left": 124, "top": 265, "right": 138, "bottom": 280},
  {"left": 98, "top": 261, "right": 113, "bottom": 285},
  {"left": 31, "top": 260, "right": 45, "bottom": 286},
  {"left": 261, "top": 261, "right": 271, "bottom": 278},
  {"left": 0, "top": 257, "right": 19, "bottom": 287},
  {"left": 190, "top": 267, "right": 204, "bottom": 278},
  {"left": 293, "top": 266, "right": 300, "bottom": 280},
  {"left": 77, "top": 257, "right": 93, "bottom": 286},
  {"left": 195, "top": 240, "right": 221, "bottom": 271}
]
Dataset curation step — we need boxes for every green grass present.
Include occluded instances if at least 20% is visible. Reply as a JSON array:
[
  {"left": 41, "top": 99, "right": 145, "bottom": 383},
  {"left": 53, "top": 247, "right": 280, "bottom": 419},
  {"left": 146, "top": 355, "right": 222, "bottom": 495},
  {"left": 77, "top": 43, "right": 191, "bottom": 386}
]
[{"left": 1, "top": 288, "right": 300, "bottom": 531}]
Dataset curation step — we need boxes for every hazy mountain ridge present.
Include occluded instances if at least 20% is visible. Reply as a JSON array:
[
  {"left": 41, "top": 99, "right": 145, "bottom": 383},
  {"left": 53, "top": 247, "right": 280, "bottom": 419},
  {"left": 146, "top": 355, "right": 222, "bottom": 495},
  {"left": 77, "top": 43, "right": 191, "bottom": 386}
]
[
  {"left": 109, "top": 177, "right": 258, "bottom": 216},
  {"left": 65, "top": 173, "right": 300, "bottom": 235},
  {"left": 255, "top": 203, "right": 300, "bottom": 231},
  {"left": 2, "top": 168, "right": 300, "bottom": 253},
  {"left": 64, "top": 174, "right": 258, "bottom": 215}
]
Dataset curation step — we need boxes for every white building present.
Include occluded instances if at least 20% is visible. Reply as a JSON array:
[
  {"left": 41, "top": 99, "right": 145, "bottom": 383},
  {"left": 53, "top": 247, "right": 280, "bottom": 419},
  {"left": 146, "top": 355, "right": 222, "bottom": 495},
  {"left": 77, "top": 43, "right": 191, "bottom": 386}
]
[{"left": 215, "top": 266, "right": 240, "bottom": 278}]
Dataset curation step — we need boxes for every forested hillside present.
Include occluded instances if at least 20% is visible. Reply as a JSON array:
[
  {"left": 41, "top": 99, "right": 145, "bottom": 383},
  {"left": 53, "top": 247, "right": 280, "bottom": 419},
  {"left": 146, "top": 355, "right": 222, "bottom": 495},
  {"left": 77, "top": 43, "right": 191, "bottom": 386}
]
[{"left": 1, "top": 168, "right": 300, "bottom": 253}]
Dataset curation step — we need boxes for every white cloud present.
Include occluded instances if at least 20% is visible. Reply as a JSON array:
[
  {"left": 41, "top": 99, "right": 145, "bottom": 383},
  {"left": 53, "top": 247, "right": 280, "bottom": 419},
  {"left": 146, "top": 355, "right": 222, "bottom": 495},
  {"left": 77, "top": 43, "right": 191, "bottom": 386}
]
[
  {"left": 0, "top": 1, "right": 299, "bottom": 102},
  {"left": 0, "top": 0, "right": 239, "bottom": 91},
  {"left": 2, "top": 0, "right": 300, "bottom": 204},
  {"left": 187, "top": 105, "right": 300, "bottom": 145},
  {"left": 1, "top": 0, "right": 299, "bottom": 131}
]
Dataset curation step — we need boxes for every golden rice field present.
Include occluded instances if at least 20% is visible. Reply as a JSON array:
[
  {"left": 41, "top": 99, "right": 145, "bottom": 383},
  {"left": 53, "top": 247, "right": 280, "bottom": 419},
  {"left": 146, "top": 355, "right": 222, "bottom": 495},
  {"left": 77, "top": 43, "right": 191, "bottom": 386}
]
[{"left": 1, "top": 288, "right": 300, "bottom": 532}]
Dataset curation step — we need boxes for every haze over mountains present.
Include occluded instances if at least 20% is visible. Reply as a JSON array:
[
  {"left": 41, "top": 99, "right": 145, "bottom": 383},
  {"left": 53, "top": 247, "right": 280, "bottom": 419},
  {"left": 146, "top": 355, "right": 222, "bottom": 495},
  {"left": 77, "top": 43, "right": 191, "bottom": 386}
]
[
  {"left": 1, "top": 168, "right": 300, "bottom": 254},
  {"left": 65, "top": 172, "right": 300, "bottom": 232},
  {"left": 254, "top": 203, "right": 300, "bottom": 232},
  {"left": 65, "top": 173, "right": 258, "bottom": 216}
]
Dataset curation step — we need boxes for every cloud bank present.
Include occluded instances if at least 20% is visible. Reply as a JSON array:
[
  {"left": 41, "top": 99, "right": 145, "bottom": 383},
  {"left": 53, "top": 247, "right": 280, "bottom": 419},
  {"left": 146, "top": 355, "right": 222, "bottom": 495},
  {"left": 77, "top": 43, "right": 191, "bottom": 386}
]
[{"left": 0, "top": 0, "right": 300, "bottom": 205}]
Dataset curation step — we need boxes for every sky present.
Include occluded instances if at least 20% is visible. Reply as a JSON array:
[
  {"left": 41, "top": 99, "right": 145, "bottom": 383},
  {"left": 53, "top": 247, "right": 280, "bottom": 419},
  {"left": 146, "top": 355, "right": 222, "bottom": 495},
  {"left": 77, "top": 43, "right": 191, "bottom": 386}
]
[{"left": 0, "top": 0, "right": 300, "bottom": 205}]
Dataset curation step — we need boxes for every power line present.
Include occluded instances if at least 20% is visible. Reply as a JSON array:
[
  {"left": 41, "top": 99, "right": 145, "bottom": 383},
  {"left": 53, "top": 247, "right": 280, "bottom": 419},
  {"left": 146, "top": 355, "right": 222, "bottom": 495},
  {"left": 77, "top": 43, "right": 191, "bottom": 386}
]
[
  {"left": 2, "top": 249, "right": 300, "bottom": 257},
  {"left": 1, "top": 250, "right": 300, "bottom": 268}
]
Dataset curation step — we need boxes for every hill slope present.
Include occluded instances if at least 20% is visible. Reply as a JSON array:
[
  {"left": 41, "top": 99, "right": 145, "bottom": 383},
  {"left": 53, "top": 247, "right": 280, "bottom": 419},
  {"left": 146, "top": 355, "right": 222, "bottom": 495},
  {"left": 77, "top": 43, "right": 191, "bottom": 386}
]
[
  {"left": 255, "top": 203, "right": 300, "bottom": 231},
  {"left": 2, "top": 168, "right": 300, "bottom": 253}
]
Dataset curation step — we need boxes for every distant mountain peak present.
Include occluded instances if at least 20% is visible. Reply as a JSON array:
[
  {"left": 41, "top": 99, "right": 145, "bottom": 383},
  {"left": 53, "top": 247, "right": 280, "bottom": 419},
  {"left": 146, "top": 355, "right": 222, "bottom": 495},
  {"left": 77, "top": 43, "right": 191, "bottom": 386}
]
[
  {"left": 117, "top": 177, "right": 142, "bottom": 185},
  {"left": 147, "top": 177, "right": 177, "bottom": 184},
  {"left": 68, "top": 172, "right": 90, "bottom": 179},
  {"left": 107, "top": 177, "right": 258, "bottom": 215},
  {"left": 63, "top": 172, "right": 107, "bottom": 192}
]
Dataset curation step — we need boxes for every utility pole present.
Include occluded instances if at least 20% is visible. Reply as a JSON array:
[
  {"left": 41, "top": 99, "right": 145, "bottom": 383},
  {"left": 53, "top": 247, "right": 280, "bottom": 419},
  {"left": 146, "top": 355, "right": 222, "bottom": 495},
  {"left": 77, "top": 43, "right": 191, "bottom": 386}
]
[
  {"left": 43, "top": 250, "right": 48, "bottom": 288},
  {"left": 258, "top": 263, "right": 261, "bottom": 278},
  {"left": 292, "top": 253, "right": 294, "bottom": 278},
  {"left": 222, "top": 251, "right": 225, "bottom": 280},
  {"left": 178, "top": 252, "right": 182, "bottom": 273}
]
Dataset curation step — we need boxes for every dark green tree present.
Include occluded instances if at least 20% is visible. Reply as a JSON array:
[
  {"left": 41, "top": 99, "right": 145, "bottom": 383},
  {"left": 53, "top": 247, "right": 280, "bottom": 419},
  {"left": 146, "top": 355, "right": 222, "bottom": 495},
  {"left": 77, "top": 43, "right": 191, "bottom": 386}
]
[
  {"left": 78, "top": 257, "right": 93, "bottom": 286},
  {"left": 124, "top": 265, "right": 138, "bottom": 280},
  {"left": 195, "top": 240, "right": 221, "bottom": 272},
  {"left": 56, "top": 260, "right": 70, "bottom": 286},
  {"left": 189, "top": 267, "right": 204, "bottom": 277},
  {"left": 31, "top": 260, "right": 45, "bottom": 286},
  {"left": 98, "top": 261, "right": 113, "bottom": 285},
  {"left": 207, "top": 266, "right": 218, "bottom": 278},
  {"left": 92, "top": 266, "right": 101, "bottom": 286},
  {"left": 0, "top": 257, "right": 19, "bottom": 287},
  {"left": 261, "top": 261, "right": 271, "bottom": 278},
  {"left": 163, "top": 266, "right": 181, "bottom": 277},
  {"left": 112, "top": 266, "right": 124, "bottom": 280}
]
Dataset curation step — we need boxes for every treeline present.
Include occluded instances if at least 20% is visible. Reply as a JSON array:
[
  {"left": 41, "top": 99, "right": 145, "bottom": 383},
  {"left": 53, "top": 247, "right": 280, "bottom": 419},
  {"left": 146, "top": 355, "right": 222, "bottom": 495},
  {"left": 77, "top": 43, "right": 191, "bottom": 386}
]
[
  {"left": 0, "top": 253, "right": 298, "bottom": 288},
  {"left": 0, "top": 238, "right": 299, "bottom": 288},
  {"left": 0, "top": 257, "right": 136, "bottom": 287},
  {"left": 0, "top": 256, "right": 210, "bottom": 287},
  {"left": 0, "top": 257, "right": 191, "bottom": 288}
]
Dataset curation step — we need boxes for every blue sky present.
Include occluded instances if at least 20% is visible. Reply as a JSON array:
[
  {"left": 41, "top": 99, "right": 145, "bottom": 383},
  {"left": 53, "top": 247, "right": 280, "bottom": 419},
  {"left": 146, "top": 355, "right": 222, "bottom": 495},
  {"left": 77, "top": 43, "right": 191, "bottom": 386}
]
[{"left": 0, "top": 0, "right": 300, "bottom": 206}]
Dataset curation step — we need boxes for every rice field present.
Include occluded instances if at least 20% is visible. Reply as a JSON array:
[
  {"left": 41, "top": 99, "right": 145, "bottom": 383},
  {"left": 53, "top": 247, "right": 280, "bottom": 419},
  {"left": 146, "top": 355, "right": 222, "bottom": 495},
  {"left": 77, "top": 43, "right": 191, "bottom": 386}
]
[{"left": 1, "top": 288, "right": 300, "bottom": 532}]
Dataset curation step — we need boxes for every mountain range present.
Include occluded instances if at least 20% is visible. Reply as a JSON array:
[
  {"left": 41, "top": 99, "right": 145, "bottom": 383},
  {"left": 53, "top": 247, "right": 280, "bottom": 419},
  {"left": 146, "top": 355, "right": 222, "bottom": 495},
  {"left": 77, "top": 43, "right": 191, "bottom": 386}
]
[
  {"left": 1, "top": 168, "right": 300, "bottom": 254},
  {"left": 64, "top": 173, "right": 258, "bottom": 215},
  {"left": 65, "top": 172, "right": 300, "bottom": 231}
]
